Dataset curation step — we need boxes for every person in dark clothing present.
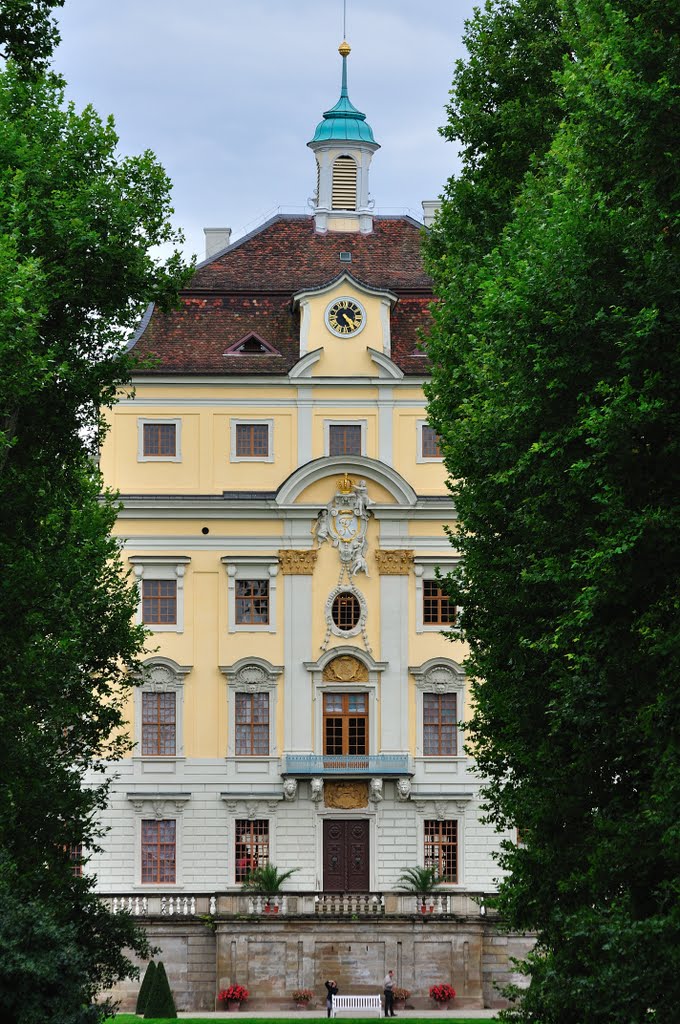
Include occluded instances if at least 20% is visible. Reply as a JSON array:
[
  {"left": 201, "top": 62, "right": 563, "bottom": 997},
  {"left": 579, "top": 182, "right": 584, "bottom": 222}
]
[
  {"left": 384, "top": 970, "right": 396, "bottom": 1017},
  {"left": 325, "top": 979, "right": 339, "bottom": 1018}
]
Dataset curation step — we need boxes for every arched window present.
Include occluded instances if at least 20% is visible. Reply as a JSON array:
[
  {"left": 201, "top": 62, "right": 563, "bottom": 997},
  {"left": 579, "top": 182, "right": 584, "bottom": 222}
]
[{"left": 332, "top": 155, "right": 358, "bottom": 211}]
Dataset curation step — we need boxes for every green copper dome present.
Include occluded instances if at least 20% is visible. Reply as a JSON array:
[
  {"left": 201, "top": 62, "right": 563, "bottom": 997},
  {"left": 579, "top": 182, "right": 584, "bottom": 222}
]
[{"left": 309, "top": 43, "right": 378, "bottom": 146}]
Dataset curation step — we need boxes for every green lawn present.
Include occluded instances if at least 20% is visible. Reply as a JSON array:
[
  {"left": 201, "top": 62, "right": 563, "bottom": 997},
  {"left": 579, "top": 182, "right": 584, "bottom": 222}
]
[{"left": 110, "top": 1018, "right": 494, "bottom": 1024}]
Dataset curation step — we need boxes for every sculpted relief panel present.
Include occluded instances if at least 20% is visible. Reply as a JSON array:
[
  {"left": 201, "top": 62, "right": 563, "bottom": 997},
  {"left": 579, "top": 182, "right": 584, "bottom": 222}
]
[
  {"left": 324, "top": 781, "right": 369, "bottom": 809},
  {"left": 322, "top": 655, "right": 369, "bottom": 683}
]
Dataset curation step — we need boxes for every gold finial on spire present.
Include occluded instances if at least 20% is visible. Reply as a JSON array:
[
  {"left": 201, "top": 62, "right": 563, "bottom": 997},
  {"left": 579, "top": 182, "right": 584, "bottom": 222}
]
[{"left": 338, "top": 40, "right": 351, "bottom": 58}]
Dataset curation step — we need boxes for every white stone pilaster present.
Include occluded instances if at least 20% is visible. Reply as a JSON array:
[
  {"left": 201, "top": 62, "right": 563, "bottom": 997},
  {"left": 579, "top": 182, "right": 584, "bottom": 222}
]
[
  {"left": 283, "top": 573, "right": 314, "bottom": 753},
  {"left": 379, "top": 573, "right": 409, "bottom": 751},
  {"left": 378, "top": 386, "right": 394, "bottom": 466}
]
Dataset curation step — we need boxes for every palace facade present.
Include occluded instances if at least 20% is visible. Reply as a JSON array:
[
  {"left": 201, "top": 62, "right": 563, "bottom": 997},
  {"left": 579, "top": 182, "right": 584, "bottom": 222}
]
[{"left": 95, "top": 41, "right": 531, "bottom": 1011}]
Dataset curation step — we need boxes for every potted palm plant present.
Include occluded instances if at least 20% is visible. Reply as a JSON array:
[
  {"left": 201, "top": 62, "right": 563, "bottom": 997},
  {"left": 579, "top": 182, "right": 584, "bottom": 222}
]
[
  {"left": 241, "top": 863, "right": 298, "bottom": 911},
  {"left": 396, "top": 865, "right": 442, "bottom": 913}
]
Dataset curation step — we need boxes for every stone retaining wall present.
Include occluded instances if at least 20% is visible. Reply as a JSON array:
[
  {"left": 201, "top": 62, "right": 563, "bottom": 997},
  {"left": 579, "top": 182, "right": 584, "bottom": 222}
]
[{"left": 109, "top": 917, "right": 534, "bottom": 1013}]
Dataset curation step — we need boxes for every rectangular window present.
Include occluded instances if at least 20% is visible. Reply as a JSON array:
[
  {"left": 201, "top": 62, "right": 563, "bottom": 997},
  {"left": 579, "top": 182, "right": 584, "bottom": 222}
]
[
  {"left": 142, "top": 579, "right": 177, "bottom": 625},
  {"left": 323, "top": 692, "right": 368, "bottom": 756},
  {"left": 423, "top": 580, "right": 455, "bottom": 626},
  {"left": 421, "top": 425, "right": 442, "bottom": 459},
  {"left": 141, "top": 819, "right": 176, "bottom": 884},
  {"left": 235, "top": 819, "right": 269, "bottom": 882},
  {"left": 67, "top": 842, "right": 83, "bottom": 877},
  {"left": 423, "top": 693, "right": 457, "bottom": 756},
  {"left": 143, "top": 422, "right": 176, "bottom": 457},
  {"left": 235, "top": 693, "right": 269, "bottom": 756},
  {"left": 424, "top": 819, "right": 458, "bottom": 883},
  {"left": 142, "top": 691, "right": 176, "bottom": 756},
  {"left": 329, "top": 423, "right": 362, "bottom": 456},
  {"left": 235, "top": 579, "right": 269, "bottom": 625},
  {"left": 235, "top": 422, "right": 269, "bottom": 458}
]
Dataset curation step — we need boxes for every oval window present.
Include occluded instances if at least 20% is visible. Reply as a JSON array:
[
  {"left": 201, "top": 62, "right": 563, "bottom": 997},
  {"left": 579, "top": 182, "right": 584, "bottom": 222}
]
[{"left": 331, "top": 591, "right": 361, "bottom": 631}]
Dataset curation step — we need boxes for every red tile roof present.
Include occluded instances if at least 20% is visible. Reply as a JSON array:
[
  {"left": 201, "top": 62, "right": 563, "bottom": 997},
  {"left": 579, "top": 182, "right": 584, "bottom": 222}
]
[{"left": 131, "top": 215, "right": 433, "bottom": 375}]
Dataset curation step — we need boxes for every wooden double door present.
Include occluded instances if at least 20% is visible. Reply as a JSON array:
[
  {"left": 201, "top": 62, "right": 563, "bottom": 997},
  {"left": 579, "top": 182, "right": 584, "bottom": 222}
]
[{"left": 323, "top": 819, "right": 370, "bottom": 892}]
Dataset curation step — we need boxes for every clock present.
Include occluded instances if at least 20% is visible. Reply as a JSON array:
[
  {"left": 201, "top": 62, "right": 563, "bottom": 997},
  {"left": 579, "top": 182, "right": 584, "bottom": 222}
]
[
  {"left": 325, "top": 297, "right": 366, "bottom": 337},
  {"left": 330, "top": 510, "right": 360, "bottom": 543}
]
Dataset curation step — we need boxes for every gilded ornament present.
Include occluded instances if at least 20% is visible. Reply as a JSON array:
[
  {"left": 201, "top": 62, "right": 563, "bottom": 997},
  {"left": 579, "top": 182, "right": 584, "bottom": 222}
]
[
  {"left": 324, "top": 781, "right": 369, "bottom": 809},
  {"left": 375, "top": 549, "right": 414, "bottom": 575},
  {"left": 278, "top": 549, "right": 318, "bottom": 575},
  {"left": 323, "top": 655, "right": 368, "bottom": 682}
]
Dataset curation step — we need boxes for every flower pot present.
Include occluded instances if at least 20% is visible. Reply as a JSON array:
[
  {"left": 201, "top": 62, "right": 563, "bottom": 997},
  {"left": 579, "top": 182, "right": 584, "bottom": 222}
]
[
  {"left": 273, "top": 905, "right": 279, "bottom": 913},
  {"left": 226, "top": 1000, "right": 242, "bottom": 1011},
  {"left": 394, "top": 1000, "right": 406, "bottom": 1010},
  {"left": 434, "top": 1000, "right": 450, "bottom": 1010},
  {"left": 264, "top": 904, "right": 271, "bottom": 913},
  {"left": 296, "top": 1002, "right": 310, "bottom": 1009}
]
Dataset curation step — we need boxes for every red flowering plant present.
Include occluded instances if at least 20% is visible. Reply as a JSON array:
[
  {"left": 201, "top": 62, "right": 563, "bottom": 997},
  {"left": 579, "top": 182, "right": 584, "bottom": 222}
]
[
  {"left": 218, "top": 984, "right": 250, "bottom": 1003},
  {"left": 292, "top": 988, "right": 314, "bottom": 1003},
  {"left": 429, "top": 984, "right": 456, "bottom": 1002}
]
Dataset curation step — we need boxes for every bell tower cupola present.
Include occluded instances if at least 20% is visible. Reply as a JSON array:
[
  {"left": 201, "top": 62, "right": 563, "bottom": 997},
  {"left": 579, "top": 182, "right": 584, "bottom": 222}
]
[{"left": 308, "top": 41, "right": 380, "bottom": 234}]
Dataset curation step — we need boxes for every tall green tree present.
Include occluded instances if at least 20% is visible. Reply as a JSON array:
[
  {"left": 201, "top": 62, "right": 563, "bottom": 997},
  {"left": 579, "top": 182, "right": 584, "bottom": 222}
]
[
  {"left": 425, "top": 2, "right": 680, "bottom": 1021},
  {"left": 0, "top": 0, "right": 64, "bottom": 76},
  {"left": 0, "top": 6, "right": 191, "bottom": 1022}
]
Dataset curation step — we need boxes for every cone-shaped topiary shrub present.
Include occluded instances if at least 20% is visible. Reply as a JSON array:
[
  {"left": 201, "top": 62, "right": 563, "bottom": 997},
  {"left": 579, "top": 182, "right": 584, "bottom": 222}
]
[
  {"left": 136, "top": 960, "right": 157, "bottom": 1015},
  {"left": 144, "top": 959, "right": 177, "bottom": 1019}
]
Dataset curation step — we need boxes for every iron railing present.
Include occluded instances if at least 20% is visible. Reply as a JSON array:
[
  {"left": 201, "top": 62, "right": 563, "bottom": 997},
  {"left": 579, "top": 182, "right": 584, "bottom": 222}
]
[{"left": 282, "top": 753, "right": 412, "bottom": 776}]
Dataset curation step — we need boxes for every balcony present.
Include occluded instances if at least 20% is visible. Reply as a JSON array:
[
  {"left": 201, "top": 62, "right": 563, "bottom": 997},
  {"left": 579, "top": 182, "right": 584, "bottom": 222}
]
[
  {"left": 107, "top": 891, "right": 492, "bottom": 919},
  {"left": 282, "top": 753, "right": 413, "bottom": 777}
]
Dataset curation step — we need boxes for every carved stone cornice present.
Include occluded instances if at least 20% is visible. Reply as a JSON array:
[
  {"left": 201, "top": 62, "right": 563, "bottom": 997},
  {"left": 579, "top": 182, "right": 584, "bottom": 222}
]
[
  {"left": 375, "top": 549, "right": 414, "bottom": 575},
  {"left": 278, "top": 549, "right": 318, "bottom": 575}
]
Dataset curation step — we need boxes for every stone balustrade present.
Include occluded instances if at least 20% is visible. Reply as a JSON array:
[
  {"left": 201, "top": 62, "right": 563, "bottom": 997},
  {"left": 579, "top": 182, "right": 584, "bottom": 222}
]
[{"left": 105, "top": 890, "right": 493, "bottom": 919}]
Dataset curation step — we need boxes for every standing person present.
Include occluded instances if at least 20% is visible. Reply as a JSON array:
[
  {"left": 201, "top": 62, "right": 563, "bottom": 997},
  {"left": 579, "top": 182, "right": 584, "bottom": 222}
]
[
  {"left": 384, "top": 970, "right": 396, "bottom": 1017},
  {"left": 325, "top": 979, "right": 339, "bottom": 1018}
]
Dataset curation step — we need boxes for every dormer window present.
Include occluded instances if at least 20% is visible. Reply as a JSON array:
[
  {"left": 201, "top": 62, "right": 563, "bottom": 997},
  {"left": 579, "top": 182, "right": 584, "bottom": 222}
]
[
  {"left": 224, "top": 333, "right": 280, "bottom": 356},
  {"left": 332, "top": 156, "right": 358, "bottom": 211}
]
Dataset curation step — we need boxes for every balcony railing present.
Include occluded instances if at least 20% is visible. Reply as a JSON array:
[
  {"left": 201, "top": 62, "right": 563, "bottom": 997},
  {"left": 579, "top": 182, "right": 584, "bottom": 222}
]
[
  {"left": 282, "top": 753, "right": 412, "bottom": 776},
  {"left": 106, "top": 891, "right": 493, "bottom": 919}
]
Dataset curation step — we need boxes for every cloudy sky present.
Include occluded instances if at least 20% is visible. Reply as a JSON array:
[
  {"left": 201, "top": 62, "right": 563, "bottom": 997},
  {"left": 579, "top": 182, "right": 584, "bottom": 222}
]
[{"left": 55, "top": 1, "right": 479, "bottom": 260}]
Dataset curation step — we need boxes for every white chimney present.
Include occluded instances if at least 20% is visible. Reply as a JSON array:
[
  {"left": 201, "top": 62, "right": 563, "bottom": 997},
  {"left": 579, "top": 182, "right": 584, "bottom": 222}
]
[
  {"left": 204, "top": 227, "right": 232, "bottom": 259},
  {"left": 421, "top": 201, "right": 442, "bottom": 228}
]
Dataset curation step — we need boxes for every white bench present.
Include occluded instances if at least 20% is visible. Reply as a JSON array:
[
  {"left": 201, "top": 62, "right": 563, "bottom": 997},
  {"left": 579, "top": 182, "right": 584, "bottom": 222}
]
[{"left": 332, "top": 994, "right": 382, "bottom": 1017}]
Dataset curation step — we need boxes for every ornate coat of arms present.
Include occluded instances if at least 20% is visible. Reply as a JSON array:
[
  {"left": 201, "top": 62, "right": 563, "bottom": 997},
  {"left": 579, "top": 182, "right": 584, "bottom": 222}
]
[{"left": 314, "top": 474, "right": 371, "bottom": 576}]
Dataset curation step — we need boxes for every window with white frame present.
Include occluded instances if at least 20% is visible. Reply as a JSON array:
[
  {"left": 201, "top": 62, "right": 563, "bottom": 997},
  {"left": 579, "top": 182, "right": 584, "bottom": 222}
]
[
  {"left": 325, "top": 420, "right": 366, "bottom": 457},
  {"left": 142, "top": 692, "right": 176, "bottom": 755},
  {"left": 414, "top": 557, "right": 458, "bottom": 633},
  {"left": 410, "top": 658, "right": 465, "bottom": 759},
  {"left": 138, "top": 418, "right": 182, "bottom": 462},
  {"left": 235, "top": 692, "right": 270, "bottom": 755},
  {"left": 130, "top": 556, "right": 190, "bottom": 633},
  {"left": 235, "top": 579, "right": 269, "bottom": 625},
  {"left": 220, "top": 658, "right": 282, "bottom": 759},
  {"left": 136, "top": 657, "right": 190, "bottom": 759},
  {"left": 141, "top": 819, "right": 176, "bottom": 884},
  {"left": 230, "top": 419, "right": 273, "bottom": 462},
  {"left": 416, "top": 420, "right": 443, "bottom": 462},
  {"left": 142, "top": 579, "right": 177, "bottom": 626},
  {"left": 423, "top": 693, "right": 457, "bottom": 756},
  {"left": 235, "top": 819, "right": 269, "bottom": 882},
  {"left": 222, "top": 556, "right": 279, "bottom": 633},
  {"left": 424, "top": 819, "right": 458, "bottom": 882}
]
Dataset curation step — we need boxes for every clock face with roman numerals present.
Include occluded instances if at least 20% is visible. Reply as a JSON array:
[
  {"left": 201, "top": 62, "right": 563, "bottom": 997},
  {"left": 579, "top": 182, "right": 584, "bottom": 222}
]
[{"left": 325, "top": 297, "right": 366, "bottom": 337}]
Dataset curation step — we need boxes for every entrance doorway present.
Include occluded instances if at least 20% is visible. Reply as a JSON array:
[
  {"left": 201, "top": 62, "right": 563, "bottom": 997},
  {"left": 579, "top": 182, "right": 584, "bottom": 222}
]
[{"left": 323, "top": 819, "right": 370, "bottom": 892}]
